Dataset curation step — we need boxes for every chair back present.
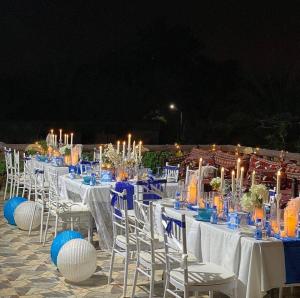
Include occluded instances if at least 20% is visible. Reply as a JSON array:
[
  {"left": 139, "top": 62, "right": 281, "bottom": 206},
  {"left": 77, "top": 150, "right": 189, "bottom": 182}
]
[
  {"left": 13, "top": 150, "right": 21, "bottom": 177},
  {"left": 48, "top": 168, "right": 60, "bottom": 199},
  {"left": 4, "top": 147, "right": 13, "bottom": 176},
  {"left": 23, "top": 154, "right": 34, "bottom": 186},
  {"left": 161, "top": 208, "right": 188, "bottom": 281},
  {"left": 164, "top": 163, "right": 179, "bottom": 182},
  {"left": 135, "top": 179, "right": 167, "bottom": 202},
  {"left": 110, "top": 189, "right": 132, "bottom": 245},
  {"left": 134, "top": 200, "right": 155, "bottom": 253}
]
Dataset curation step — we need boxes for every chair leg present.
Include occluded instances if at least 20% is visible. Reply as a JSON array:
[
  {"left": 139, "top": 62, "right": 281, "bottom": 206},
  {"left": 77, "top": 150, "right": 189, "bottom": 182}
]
[
  {"left": 54, "top": 214, "right": 59, "bottom": 238},
  {"left": 123, "top": 252, "right": 129, "bottom": 297},
  {"left": 9, "top": 178, "right": 13, "bottom": 198},
  {"left": 279, "top": 287, "right": 283, "bottom": 298},
  {"left": 131, "top": 265, "right": 139, "bottom": 298},
  {"left": 43, "top": 210, "right": 51, "bottom": 246},
  {"left": 149, "top": 267, "right": 155, "bottom": 298},
  {"left": 22, "top": 185, "right": 26, "bottom": 197},
  {"left": 28, "top": 203, "right": 37, "bottom": 236},
  {"left": 4, "top": 176, "right": 8, "bottom": 200},
  {"left": 163, "top": 274, "right": 169, "bottom": 298},
  {"left": 209, "top": 290, "right": 214, "bottom": 298},
  {"left": 70, "top": 217, "right": 74, "bottom": 230},
  {"left": 184, "top": 285, "right": 189, "bottom": 298},
  {"left": 16, "top": 180, "right": 20, "bottom": 197},
  {"left": 108, "top": 248, "right": 116, "bottom": 284},
  {"left": 39, "top": 203, "right": 44, "bottom": 243}
]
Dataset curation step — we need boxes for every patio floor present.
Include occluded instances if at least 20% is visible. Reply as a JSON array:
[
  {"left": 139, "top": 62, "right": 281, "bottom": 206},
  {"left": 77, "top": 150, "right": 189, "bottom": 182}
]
[{"left": 0, "top": 199, "right": 299, "bottom": 298}]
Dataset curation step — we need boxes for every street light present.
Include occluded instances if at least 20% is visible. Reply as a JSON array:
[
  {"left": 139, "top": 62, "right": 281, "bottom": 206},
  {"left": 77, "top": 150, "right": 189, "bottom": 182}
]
[{"left": 169, "top": 103, "right": 183, "bottom": 141}]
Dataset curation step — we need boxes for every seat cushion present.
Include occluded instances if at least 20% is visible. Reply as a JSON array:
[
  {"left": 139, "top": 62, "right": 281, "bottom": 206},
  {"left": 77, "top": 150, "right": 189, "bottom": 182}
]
[{"left": 170, "top": 262, "right": 235, "bottom": 286}]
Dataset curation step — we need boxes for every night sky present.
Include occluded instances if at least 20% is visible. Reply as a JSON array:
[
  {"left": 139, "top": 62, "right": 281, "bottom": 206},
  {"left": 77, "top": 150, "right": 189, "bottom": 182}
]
[{"left": 0, "top": 1, "right": 299, "bottom": 148}]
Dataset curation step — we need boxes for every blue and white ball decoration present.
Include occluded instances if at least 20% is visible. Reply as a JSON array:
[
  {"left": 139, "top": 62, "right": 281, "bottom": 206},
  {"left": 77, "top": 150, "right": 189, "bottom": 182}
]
[
  {"left": 50, "top": 230, "right": 83, "bottom": 266},
  {"left": 57, "top": 238, "right": 97, "bottom": 283},
  {"left": 14, "top": 201, "right": 41, "bottom": 231},
  {"left": 3, "top": 197, "right": 27, "bottom": 225}
]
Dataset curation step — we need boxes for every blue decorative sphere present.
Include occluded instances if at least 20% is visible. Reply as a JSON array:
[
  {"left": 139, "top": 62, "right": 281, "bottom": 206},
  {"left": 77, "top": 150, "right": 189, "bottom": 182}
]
[
  {"left": 50, "top": 230, "right": 83, "bottom": 266},
  {"left": 3, "top": 197, "right": 27, "bottom": 225}
]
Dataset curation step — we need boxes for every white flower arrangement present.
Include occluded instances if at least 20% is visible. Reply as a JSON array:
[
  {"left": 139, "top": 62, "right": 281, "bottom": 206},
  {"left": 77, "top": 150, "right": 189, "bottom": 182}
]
[
  {"left": 59, "top": 144, "right": 72, "bottom": 155},
  {"left": 241, "top": 184, "right": 269, "bottom": 211},
  {"left": 103, "top": 143, "right": 122, "bottom": 167},
  {"left": 210, "top": 177, "right": 222, "bottom": 191}
]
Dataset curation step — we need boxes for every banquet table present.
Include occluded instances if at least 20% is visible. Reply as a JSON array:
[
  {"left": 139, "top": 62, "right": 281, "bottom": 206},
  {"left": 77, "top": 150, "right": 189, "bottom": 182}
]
[
  {"left": 59, "top": 175, "right": 178, "bottom": 249},
  {"left": 29, "top": 159, "right": 69, "bottom": 181},
  {"left": 154, "top": 206, "right": 286, "bottom": 298}
]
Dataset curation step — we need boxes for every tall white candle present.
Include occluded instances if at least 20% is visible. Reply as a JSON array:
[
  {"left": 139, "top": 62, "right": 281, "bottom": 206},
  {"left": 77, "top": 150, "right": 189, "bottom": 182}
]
[
  {"left": 117, "top": 141, "right": 120, "bottom": 154},
  {"left": 132, "top": 141, "right": 136, "bottom": 158},
  {"left": 93, "top": 149, "right": 96, "bottom": 161},
  {"left": 64, "top": 134, "right": 67, "bottom": 145},
  {"left": 99, "top": 145, "right": 102, "bottom": 163},
  {"left": 236, "top": 158, "right": 241, "bottom": 180},
  {"left": 54, "top": 135, "right": 57, "bottom": 147},
  {"left": 198, "top": 157, "right": 203, "bottom": 195},
  {"left": 138, "top": 141, "right": 142, "bottom": 159},
  {"left": 59, "top": 129, "right": 62, "bottom": 143},
  {"left": 122, "top": 141, "right": 126, "bottom": 160},
  {"left": 220, "top": 167, "right": 224, "bottom": 193},
  {"left": 127, "top": 134, "right": 131, "bottom": 155},
  {"left": 240, "top": 166, "right": 244, "bottom": 189},
  {"left": 251, "top": 170, "right": 256, "bottom": 187},
  {"left": 232, "top": 170, "right": 236, "bottom": 194},
  {"left": 50, "top": 129, "right": 54, "bottom": 146},
  {"left": 276, "top": 170, "right": 281, "bottom": 194},
  {"left": 66, "top": 134, "right": 69, "bottom": 145},
  {"left": 70, "top": 133, "right": 73, "bottom": 148}
]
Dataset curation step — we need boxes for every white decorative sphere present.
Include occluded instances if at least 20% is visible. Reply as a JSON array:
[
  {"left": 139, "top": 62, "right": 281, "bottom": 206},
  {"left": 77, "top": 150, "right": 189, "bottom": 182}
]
[
  {"left": 57, "top": 238, "right": 97, "bottom": 282},
  {"left": 14, "top": 201, "right": 41, "bottom": 231}
]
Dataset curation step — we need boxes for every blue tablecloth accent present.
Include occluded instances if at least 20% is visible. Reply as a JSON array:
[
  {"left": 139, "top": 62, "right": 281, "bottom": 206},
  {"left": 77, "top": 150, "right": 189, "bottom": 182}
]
[
  {"left": 115, "top": 182, "right": 134, "bottom": 210},
  {"left": 282, "top": 238, "right": 300, "bottom": 284}
]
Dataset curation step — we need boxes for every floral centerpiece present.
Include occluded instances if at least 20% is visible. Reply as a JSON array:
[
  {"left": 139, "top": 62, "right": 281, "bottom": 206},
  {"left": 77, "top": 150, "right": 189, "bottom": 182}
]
[
  {"left": 59, "top": 145, "right": 72, "bottom": 165},
  {"left": 210, "top": 177, "right": 222, "bottom": 191},
  {"left": 241, "top": 184, "right": 269, "bottom": 220},
  {"left": 104, "top": 143, "right": 142, "bottom": 181}
]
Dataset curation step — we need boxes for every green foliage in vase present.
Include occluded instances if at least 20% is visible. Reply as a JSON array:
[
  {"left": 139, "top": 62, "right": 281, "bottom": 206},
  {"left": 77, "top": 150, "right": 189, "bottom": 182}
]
[
  {"left": 37, "top": 140, "right": 48, "bottom": 152},
  {"left": 81, "top": 151, "right": 93, "bottom": 161}
]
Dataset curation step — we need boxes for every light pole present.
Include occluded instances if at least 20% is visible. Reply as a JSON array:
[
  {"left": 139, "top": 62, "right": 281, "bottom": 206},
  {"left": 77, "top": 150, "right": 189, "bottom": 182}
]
[{"left": 169, "top": 103, "right": 183, "bottom": 142}]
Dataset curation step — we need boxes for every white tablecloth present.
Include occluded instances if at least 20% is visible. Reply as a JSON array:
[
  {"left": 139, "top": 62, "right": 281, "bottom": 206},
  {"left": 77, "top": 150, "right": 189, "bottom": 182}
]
[
  {"left": 154, "top": 206, "right": 285, "bottom": 298},
  {"left": 59, "top": 175, "right": 115, "bottom": 250},
  {"left": 59, "top": 175, "right": 178, "bottom": 250},
  {"left": 29, "top": 159, "right": 69, "bottom": 181}
]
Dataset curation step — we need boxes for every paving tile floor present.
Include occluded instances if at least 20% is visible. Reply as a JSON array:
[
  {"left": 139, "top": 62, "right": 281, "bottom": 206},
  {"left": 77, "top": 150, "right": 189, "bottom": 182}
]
[{"left": 0, "top": 199, "right": 299, "bottom": 298}]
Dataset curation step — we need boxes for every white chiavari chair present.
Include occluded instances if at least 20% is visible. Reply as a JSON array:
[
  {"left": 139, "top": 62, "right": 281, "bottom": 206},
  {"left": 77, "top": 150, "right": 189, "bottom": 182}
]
[
  {"left": 22, "top": 154, "right": 35, "bottom": 199},
  {"left": 3, "top": 147, "right": 14, "bottom": 200},
  {"left": 108, "top": 189, "right": 136, "bottom": 297},
  {"left": 42, "top": 168, "right": 91, "bottom": 245},
  {"left": 132, "top": 200, "right": 171, "bottom": 298},
  {"left": 164, "top": 163, "right": 180, "bottom": 183},
  {"left": 161, "top": 209, "right": 237, "bottom": 298},
  {"left": 12, "top": 150, "right": 27, "bottom": 197},
  {"left": 28, "top": 167, "right": 49, "bottom": 242}
]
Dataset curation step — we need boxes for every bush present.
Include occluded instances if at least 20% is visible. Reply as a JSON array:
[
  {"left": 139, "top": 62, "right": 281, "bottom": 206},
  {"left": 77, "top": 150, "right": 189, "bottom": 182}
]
[{"left": 142, "top": 151, "right": 174, "bottom": 173}]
